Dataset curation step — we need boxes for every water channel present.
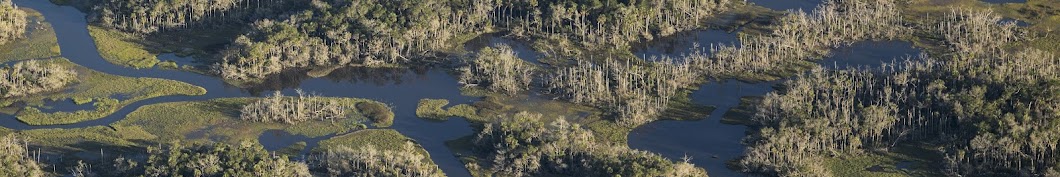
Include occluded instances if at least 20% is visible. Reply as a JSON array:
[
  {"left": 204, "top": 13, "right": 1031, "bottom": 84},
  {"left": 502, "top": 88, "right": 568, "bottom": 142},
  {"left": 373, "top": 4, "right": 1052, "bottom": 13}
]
[
  {"left": 6, "top": 0, "right": 927, "bottom": 177},
  {"left": 7, "top": 0, "right": 477, "bottom": 176}
]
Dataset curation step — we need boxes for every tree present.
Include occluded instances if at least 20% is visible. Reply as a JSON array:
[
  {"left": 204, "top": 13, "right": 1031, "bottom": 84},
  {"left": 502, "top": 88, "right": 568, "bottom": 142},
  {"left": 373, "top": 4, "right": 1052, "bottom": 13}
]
[
  {"left": 0, "top": 0, "right": 27, "bottom": 45},
  {"left": 0, "top": 135, "right": 45, "bottom": 177}
]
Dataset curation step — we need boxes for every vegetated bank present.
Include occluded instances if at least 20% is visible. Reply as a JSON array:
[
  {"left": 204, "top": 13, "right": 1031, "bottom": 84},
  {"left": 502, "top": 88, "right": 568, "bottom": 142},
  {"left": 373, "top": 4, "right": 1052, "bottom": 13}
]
[
  {"left": 8, "top": 94, "right": 444, "bottom": 176},
  {"left": 735, "top": 4, "right": 1060, "bottom": 176}
]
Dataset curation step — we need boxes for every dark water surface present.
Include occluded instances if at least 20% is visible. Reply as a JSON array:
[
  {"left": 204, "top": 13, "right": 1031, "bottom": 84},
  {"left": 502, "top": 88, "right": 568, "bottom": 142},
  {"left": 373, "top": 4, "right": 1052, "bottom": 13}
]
[
  {"left": 8, "top": 0, "right": 476, "bottom": 176},
  {"left": 747, "top": 0, "right": 824, "bottom": 12},
  {"left": 628, "top": 40, "right": 921, "bottom": 177}
]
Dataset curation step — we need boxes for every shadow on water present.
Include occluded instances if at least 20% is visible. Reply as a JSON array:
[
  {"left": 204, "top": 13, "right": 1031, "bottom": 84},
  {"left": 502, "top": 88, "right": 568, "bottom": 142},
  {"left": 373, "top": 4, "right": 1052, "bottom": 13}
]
[
  {"left": 628, "top": 40, "right": 921, "bottom": 177},
  {"left": 633, "top": 29, "right": 740, "bottom": 60},
  {"left": 10, "top": 0, "right": 477, "bottom": 176},
  {"left": 747, "top": 0, "right": 824, "bottom": 12}
]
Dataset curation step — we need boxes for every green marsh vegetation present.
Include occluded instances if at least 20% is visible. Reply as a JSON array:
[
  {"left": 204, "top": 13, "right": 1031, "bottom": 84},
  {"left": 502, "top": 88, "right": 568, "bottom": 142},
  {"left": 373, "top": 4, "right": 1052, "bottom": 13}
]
[
  {"left": 11, "top": 96, "right": 438, "bottom": 176},
  {"left": 6, "top": 58, "right": 206, "bottom": 125},
  {"left": 0, "top": 7, "right": 59, "bottom": 62}
]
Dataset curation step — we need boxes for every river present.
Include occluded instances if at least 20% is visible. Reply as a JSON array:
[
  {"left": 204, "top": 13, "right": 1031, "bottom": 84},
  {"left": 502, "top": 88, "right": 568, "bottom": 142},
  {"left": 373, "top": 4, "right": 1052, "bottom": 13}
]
[{"left": 7, "top": 0, "right": 477, "bottom": 176}]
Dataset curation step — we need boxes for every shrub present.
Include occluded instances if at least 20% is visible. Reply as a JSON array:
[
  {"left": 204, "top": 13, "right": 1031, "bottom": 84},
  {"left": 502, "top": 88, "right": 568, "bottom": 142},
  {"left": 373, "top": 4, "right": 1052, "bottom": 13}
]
[{"left": 357, "top": 102, "right": 394, "bottom": 127}]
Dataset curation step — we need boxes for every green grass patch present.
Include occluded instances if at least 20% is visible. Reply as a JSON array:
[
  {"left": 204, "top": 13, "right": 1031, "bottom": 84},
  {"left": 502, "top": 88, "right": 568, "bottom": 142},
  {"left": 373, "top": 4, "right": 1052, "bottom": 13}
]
[
  {"left": 0, "top": 8, "right": 61, "bottom": 62},
  {"left": 87, "top": 26, "right": 158, "bottom": 68},
  {"left": 824, "top": 143, "right": 945, "bottom": 177},
  {"left": 315, "top": 129, "right": 415, "bottom": 152},
  {"left": 357, "top": 102, "right": 394, "bottom": 127},
  {"left": 416, "top": 98, "right": 483, "bottom": 121},
  {"left": 313, "top": 129, "right": 437, "bottom": 166},
  {"left": 17, "top": 125, "right": 156, "bottom": 150},
  {"left": 9, "top": 58, "right": 205, "bottom": 125},
  {"left": 112, "top": 97, "right": 380, "bottom": 145}
]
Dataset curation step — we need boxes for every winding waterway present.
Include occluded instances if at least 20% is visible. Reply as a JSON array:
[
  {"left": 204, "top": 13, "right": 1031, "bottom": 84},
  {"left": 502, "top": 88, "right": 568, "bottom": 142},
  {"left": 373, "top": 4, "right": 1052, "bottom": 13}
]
[
  {"left": 5, "top": 1, "right": 930, "bottom": 177},
  {"left": 7, "top": 1, "right": 476, "bottom": 176}
]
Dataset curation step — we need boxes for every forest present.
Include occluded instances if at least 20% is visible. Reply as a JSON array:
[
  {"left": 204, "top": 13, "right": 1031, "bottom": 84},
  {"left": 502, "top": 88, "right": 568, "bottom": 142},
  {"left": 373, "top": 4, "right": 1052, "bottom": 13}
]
[
  {"left": 738, "top": 9, "right": 1060, "bottom": 176},
  {"left": 1, "top": 0, "right": 1059, "bottom": 176}
]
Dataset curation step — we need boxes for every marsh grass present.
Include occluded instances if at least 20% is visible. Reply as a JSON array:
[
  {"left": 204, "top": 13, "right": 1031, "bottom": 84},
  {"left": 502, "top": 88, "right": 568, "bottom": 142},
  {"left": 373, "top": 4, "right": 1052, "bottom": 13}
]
[
  {"left": 314, "top": 129, "right": 419, "bottom": 153},
  {"left": 823, "top": 143, "right": 944, "bottom": 176},
  {"left": 113, "top": 98, "right": 378, "bottom": 145},
  {"left": 416, "top": 98, "right": 481, "bottom": 121},
  {"left": 11, "top": 58, "right": 206, "bottom": 125},
  {"left": 87, "top": 26, "right": 158, "bottom": 69},
  {"left": 0, "top": 8, "right": 59, "bottom": 63}
]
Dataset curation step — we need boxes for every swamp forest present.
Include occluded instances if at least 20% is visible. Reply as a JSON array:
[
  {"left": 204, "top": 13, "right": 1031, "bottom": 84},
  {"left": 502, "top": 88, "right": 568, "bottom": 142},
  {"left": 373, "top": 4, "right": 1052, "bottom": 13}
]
[{"left": 0, "top": 0, "right": 1059, "bottom": 176}]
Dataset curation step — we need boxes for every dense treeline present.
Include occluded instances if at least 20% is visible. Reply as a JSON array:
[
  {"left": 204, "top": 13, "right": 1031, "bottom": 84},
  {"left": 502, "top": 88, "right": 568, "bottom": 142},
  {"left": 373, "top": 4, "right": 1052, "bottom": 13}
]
[
  {"left": 69, "top": 141, "right": 312, "bottom": 177},
  {"left": 240, "top": 90, "right": 349, "bottom": 124},
  {"left": 471, "top": 112, "right": 707, "bottom": 176},
  {"left": 459, "top": 45, "right": 535, "bottom": 95},
  {"left": 143, "top": 142, "right": 311, "bottom": 177},
  {"left": 0, "top": 0, "right": 26, "bottom": 44},
  {"left": 0, "top": 60, "right": 76, "bottom": 98},
  {"left": 703, "top": 0, "right": 904, "bottom": 79},
  {"left": 499, "top": 0, "right": 732, "bottom": 49},
  {"left": 216, "top": 0, "right": 497, "bottom": 82},
  {"left": 738, "top": 9, "right": 1060, "bottom": 176},
  {"left": 203, "top": 0, "right": 733, "bottom": 83},
  {"left": 0, "top": 135, "right": 44, "bottom": 177},
  {"left": 308, "top": 142, "right": 444, "bottom": 177},
  {"left": 87, "top": 0, "right": 297, "bottom": 34}
]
